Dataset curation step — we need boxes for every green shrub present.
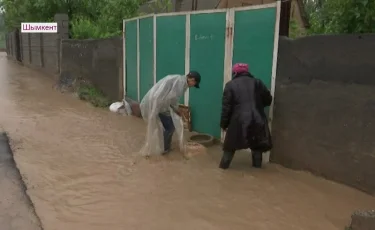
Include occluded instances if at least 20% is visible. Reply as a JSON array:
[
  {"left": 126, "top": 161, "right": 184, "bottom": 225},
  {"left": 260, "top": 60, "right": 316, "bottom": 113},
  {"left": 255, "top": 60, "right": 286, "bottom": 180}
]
[
  {"left": 77, "top": 84, "right": 111, "bottom": 107},
  {"left": 70, "top": 17, "right": 107, "bottom": 39}
]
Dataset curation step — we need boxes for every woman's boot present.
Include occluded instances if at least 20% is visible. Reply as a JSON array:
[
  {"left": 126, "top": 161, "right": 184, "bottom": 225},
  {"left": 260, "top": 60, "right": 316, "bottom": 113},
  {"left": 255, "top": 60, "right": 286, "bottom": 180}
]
[
  {"left": 219, "top": 152, "right": 235, "bottom": 169},
  {"left": 252, "top": 151, "right": 263, "bottom": 168}
]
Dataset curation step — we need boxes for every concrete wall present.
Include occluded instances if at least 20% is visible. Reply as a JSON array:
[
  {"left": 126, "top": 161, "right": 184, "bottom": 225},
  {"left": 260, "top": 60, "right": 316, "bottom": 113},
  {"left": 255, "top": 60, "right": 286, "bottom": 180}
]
[
  {"left": 15, "top": 33, "right": 60, "bottom": 74},
  {"left": 59, "top": 37, "right": 123, "bottom": 101},
  {"left": 5, "top": 32, "right": 13, "bottom": 57},
  {"left": 6, "top": 14, "right": 122, "bottom": 101},
  {"left": 6, "top": 31, "right": 20, "bottom": 59},
  {"left": 21, "top": 33, "right": 30, "bottom": 64},
  {"left": 271, "top": 34, "right": 375, "bottom": 195},
  {"left": 6, "top": 14, "right": 69, "bottom": 75}
]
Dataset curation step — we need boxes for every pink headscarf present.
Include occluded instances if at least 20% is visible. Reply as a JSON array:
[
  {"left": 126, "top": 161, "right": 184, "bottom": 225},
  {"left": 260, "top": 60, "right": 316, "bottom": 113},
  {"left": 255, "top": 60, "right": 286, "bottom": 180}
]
[{"left": 232, "top": 63, "right": 249, "bottom": 74}]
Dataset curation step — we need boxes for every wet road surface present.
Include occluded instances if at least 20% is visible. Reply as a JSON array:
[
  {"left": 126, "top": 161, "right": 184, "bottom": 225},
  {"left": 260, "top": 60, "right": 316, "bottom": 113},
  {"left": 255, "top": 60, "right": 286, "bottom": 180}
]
[
  {"left": 0, "top": 52, "right": 375, "bottom": 230},
  {"left": 0, "top": 132, "right": 42, "bottom": 230}
]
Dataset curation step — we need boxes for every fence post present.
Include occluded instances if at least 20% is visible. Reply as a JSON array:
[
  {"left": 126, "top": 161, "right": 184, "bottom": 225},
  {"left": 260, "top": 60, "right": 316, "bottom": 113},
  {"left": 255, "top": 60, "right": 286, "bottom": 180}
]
[
  {"left": 28, "top": 33, "right": 32, "bottom": 64},
  {"left": 122, "top": 20, "right": 126, "bottom": 99},
  {"left": 11, "top": 32, "right": 14, "bottom": 58},
  {"left": 40, "top": 34, "right": 44, "bottom": 67},
  {"left": 54, "top": 14, "right": 69, "bottom": 74},
  {"left": 8, "top": 33, "right": 11, "bottom": 56},
  {"left": 5, "top": 34, "right": 8, "bottom": 55},
  {"left": 9, "top": 33, "right": 12, "bottom": 57},
  {"left": 136, "top": 18, "right": 140, "bottom": 102},
  {"left": 119, "top": 51, "right": 124, "bottom": 100},
  {"left": 19, "top": 31, "right": 23, "bottom": 62}
]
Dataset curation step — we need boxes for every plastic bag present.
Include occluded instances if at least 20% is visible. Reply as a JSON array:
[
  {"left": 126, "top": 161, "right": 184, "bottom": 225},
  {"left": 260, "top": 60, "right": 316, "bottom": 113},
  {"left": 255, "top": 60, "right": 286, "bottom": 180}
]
[
  {"left": 139, "top": 75, "right": 187, "bottom": 156},
  {"left": 109, "top": 102, "right": 123, "bottom": 113},
  {"left": 109, "top": 100, "right": 132, "bottom": 115},
  {"left": 170, "top": 108, "right": 186, "bottom": 153},
  {"left": 123, "top": 99, "right": 132, "bottom": 115},
  {"left": 140, "top": 113, "right": 165, "bottom": 156}
]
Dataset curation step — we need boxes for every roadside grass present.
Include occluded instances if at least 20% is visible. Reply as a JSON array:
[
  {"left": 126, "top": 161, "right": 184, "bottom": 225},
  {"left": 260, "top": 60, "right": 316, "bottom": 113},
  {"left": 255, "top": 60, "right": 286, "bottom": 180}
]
[{"left": 77, "top": 84, "right": 111, "bottom": 108}]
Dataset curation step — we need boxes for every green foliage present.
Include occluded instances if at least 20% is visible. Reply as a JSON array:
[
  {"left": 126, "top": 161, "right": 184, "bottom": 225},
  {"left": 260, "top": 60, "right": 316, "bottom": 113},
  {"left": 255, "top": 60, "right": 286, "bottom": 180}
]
[
  {"left": 0, "top": 38, "right": 5, "bottom": 49},
  {"left": 0, "top": 13, "right": 4, "bottom": 28},
  {"left": 148, "top": 0, "right": 173, "bottom": 13},
  {"left": 289, "top": 19, "right": 306, "bottom": 39},
  {"left": 0, "top": 13, "right": 5, "bottom": 48},
  {"left": 70, "top": 16, "right": 119, "bottom": 39},
  {"left": 305, "top": 0, "right": 375, "bottom": 34},
  {"left": 70, "top": 17, "right": 102, "bottom": 39},
  {"left": 0, "top": 0, "right": 147, "bottom": 38},
  {"left": 78, "top": 84, "right": 111, "bottom": 107}
]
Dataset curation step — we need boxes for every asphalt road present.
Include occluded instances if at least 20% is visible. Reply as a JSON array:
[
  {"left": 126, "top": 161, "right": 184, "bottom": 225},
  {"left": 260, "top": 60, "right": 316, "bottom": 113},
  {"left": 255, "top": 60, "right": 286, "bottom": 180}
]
[{"left": 0, "top": 132, "right": 42, "bottom": 230}]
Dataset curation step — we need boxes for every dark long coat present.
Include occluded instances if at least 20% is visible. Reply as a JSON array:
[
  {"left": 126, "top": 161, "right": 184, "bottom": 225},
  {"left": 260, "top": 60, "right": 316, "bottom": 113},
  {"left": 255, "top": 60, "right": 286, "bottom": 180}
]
[{"left": 220, "top": 72, "right": 273, "bottom": 153}]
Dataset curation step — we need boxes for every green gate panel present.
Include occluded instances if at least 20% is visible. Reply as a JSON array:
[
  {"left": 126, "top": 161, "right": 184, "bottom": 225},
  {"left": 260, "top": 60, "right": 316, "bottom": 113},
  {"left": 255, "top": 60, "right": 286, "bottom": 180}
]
[
  {"left": 232, "top": 7, "right": 276, "bottom": 88},
  {"left": 156, "top": 15, "right": 186, "bottom": 104},
  {"left": 139, "top": 16, "right": 154, "bottom": 100},
  {"left": 189, "top": 12, "right": 227, "bottom": 138},
  {"left": 156, "top": 15, "right": 186, "bottom": 81},
  {"left": 125, "top": 20, "right": 138, "bottom": 100}
]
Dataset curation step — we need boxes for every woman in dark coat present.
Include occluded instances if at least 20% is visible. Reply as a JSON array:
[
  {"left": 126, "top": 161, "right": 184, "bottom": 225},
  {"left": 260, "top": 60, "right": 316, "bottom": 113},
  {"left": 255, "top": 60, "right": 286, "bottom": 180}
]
[{"left": 219, "top": 63, "right": 273, "bottom": 169}]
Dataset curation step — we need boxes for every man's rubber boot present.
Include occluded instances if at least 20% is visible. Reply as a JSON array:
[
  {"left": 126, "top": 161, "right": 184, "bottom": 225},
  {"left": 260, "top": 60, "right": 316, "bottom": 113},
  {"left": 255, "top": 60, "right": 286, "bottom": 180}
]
[
  {"left": 252, "top": 151, "right": 263, "bottom": 168},
  {"left": 219, "top": 152, "right": 234, "bottom": 169}
]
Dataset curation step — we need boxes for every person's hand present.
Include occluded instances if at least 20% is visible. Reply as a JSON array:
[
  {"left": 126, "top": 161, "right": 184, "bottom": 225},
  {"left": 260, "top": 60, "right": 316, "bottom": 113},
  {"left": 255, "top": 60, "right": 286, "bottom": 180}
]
[{"left": 174, "top": 108, "right": 182, "bottom": 116}]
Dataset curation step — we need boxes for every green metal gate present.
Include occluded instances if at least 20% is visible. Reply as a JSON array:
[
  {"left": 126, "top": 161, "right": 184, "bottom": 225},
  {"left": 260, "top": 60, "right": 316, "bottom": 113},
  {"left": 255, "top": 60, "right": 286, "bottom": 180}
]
[
  {"left": 189, "top": 11, "right": 227, "bottom": 138},
  {"left": 139, "top": 16, "right": 154, "bottom": 100},
  {"left": 155, "top": 14, "right": 186, "bottom": 104},
  {"left": 123, "top": 2, "right": 280, "bottom": 140},
  {"left": 124, "top": 20, "right": 138, "bottom": 100},
  {"left": 232, "top": 6, "right": 277, "bottom": 89}
]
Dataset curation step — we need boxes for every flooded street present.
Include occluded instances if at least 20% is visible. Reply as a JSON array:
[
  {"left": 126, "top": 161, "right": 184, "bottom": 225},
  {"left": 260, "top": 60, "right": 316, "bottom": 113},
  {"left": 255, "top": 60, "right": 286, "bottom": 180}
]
[{"left": 0, "top": 52, "right": 374, "bottom": 230}]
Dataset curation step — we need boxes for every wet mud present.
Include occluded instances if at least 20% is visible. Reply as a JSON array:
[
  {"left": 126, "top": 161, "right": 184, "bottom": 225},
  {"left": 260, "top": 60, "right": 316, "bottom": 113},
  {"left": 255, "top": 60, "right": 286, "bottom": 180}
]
[{"left": 0, "top": 52, "right": 375, "bottom": 230}]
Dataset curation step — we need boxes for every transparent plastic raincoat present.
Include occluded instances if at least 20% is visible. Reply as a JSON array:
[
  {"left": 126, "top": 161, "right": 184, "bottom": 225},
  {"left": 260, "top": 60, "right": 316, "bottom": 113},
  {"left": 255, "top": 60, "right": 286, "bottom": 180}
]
[{"left": 139, "top": 75, "right": 187, "bottom": 156}]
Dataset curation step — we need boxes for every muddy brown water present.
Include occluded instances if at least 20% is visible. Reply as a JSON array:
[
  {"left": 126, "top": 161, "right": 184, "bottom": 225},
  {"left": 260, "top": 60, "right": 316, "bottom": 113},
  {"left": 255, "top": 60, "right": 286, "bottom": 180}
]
[{"left": 0, "top": 52, "right": 374, "bottom": 230}]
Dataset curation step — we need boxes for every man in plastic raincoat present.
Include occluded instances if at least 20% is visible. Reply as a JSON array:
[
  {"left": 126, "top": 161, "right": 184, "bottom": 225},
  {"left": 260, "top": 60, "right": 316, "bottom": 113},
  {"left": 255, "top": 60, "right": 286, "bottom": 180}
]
[{"left": 140, "top": 71, "right": 201, "bottom": 156}]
